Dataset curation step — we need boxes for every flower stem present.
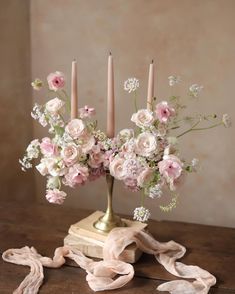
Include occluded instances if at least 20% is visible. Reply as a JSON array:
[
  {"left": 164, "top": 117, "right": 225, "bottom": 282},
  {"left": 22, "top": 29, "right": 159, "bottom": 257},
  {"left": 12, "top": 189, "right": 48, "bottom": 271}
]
[
  {"left": 177, "top": 121, "right": 222, "bottom": 138},
  {"left": 134, "top": 91, "right": 138, "bottom": 112},
  {"left": 141, "top": 189, "right": 145, "bottom": 206},
  {"left": 191, "top": 123, "right": 222, "bottom": 131},
  {"left": 62, "top": 89, "right": 71, "bottom": 112}
]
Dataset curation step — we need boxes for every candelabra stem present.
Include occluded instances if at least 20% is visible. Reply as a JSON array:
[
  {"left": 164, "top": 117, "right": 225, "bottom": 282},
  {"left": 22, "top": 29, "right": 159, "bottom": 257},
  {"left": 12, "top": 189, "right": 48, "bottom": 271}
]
[{"left": 93, "top": 173, "right": 126, "bottom": 233}]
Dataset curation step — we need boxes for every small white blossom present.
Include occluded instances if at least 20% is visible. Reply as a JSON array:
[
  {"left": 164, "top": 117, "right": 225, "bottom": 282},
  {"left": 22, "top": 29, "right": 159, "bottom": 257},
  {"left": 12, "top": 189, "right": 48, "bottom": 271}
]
[
  {"left": 39, "top": 114, "right": 48, "bottom": 127},
  {"left": 168, "top": 75, "right": 181, "bottom": 86},
  {"left": 26, "top": 139, "right": 40, "bottom": 159},
  {"left": 189, "top": 84, "right": 203, "bottom": 98},
  {"left": 124, "top": 78, "right": 139, "bottom": 93},
  {"left": 133, "top": 206, "right": 150, "bottom": 222},
  {"left": 149, "top": 184, "right": 163, "bottom": 199},
  {"left": 222, "top": 114, "right": 231, "bottom": 128},
  {"left": 19, "top": 157, "right": 32, "bottom": 171}
]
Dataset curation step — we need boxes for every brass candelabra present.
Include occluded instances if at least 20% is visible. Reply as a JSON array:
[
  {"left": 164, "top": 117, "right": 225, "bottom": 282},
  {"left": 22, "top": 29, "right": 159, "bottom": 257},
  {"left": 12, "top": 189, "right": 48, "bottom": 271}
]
[{"left": 93, "top": 173, "right": 126, "bottom": 233}]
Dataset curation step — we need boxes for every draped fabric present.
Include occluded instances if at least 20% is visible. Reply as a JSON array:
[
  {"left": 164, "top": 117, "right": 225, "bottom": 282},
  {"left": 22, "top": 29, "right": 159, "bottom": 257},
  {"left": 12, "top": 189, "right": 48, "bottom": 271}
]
[{"left": 2, "top": 227, "right": 216, "bottom": 293}]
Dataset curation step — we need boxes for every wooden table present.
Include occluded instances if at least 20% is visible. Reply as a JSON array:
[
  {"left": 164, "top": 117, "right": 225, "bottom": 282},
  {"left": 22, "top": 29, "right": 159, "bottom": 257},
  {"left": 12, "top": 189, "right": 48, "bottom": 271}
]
[{"left": 0, "top": 201, "right": 234, "bottom": 293}]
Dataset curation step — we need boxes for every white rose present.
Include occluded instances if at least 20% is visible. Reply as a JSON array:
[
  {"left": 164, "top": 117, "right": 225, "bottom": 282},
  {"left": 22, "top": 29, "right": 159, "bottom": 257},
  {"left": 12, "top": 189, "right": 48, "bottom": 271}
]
[
  {"left": 117, "top": 128, "right": 134, "bottom": 144},
  {"left": 65, "top": 119, "right": 85, "bottom": 139},
  {"left": 45, "top": 97, "right": 65, "bottom": 114},
  {"left": 131, "top": 109, "right": 154, "bottom": 128},
  {"left": 109, "top": 157, "right": 126, "bottom": 180},
  {"left": 137, "top": 168, "right": 154, "bottom": 187},
  {"left": 135, "top": 132, "right": 157, "bottom": 157}
]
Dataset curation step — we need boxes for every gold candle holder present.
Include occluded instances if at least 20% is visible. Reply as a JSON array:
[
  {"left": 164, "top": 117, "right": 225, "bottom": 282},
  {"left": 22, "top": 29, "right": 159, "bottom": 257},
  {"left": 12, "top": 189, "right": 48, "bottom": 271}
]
[{"left": 93, "top": 173, "right": 126, "bottom": 233}]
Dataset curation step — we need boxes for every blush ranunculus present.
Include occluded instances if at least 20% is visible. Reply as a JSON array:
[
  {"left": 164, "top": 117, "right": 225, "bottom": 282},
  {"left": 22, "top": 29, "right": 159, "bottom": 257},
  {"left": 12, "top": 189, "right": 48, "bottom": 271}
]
[
  {"left": 155, "top": 101, "right": 175, "bottom": 123},
  {"left": 65, "top": 119, "right": 85, "bottom": 139},
  {"left": 47, "top": 71, "right": 65, "bottom": 91},
  {"left": 158, "top": 155, "right": 183, "bottom": 180},
  {"left": 131, "top": 109, "right": 155, "bottom": 128},
  {"left": 135, "top": 132, "right": 157, "bottom": 157},
  {"left": 40, "top": 137, "right": 58, "bottom": 157},
  {"left": 45, "top": 189, "right": 67, "bottom": 205},
  {"left": 63, "top": 164, "right": 89, "bottom": 187},
  {"left": 45, "top": 97, "right": 65, "bottom": 114}
]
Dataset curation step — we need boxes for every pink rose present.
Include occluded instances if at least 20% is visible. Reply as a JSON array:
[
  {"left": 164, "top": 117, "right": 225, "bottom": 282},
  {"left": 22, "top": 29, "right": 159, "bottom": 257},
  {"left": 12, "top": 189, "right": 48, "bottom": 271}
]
[
  {"left": 79, "top": 105, "right": 96, "bottom": 119},
  {"left": 109, "top": 157, "right": 125, "bottom": 180},
  {"left": 45, "top": 97, "right": 65, "bottom": 114},
  {"left": 137, "top": 168, "right": 154, "bottom": 187},
  {"left": 63, "top": 164, "right": 89, "bottom": 187},
  {"left": 46, "top": 189, "right": 67, "bottom": 205},
  {"left": 65, "top": 119, "right": 85, "bottom": 139},
  {"left": 155, "top": 101, "right": 175, "bottom": 123},
  {"left": 158, "top": 155, "right": 183, "bottom": 180},
  {"left": 79, "top": 132, "right": 95, "bottom": 153},
  {"left": 47, "top": 71, "right": 65, "bottom": 91},
  {"left": 61, "top": 144, "right": 80, "bottom": 166},
  {"left": 135, "top": 132, "right": 157, "bottom": 157},
  {"left": 40, "top": 137, "right": 58, "bottom": 156}
]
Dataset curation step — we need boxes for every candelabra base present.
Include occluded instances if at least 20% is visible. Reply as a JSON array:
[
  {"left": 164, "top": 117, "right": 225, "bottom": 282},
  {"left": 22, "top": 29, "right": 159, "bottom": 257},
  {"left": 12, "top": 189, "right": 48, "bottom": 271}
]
[{"left": 64, "top": 211, "right": 147, "bottom": 263}]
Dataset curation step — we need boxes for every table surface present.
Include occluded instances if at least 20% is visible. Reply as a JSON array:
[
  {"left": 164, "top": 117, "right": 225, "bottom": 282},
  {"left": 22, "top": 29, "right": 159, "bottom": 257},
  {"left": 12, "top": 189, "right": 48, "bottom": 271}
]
[{"left": 0, "top": 201, "right": 234, "bottom": 294}]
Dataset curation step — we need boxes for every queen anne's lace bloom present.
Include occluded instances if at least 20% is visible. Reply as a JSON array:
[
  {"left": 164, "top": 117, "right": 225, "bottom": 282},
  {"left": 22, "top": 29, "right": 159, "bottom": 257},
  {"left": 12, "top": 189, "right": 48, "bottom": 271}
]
[
  {"left": 124, "top": 78, "right": 139, "bottom": 93},
  {"left": 133, "top": 206, "right": 150, "bottom": 222}
]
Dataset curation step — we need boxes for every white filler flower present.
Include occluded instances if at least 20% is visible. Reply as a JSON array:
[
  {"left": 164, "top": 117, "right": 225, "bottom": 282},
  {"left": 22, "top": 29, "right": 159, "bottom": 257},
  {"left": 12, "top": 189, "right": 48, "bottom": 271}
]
[
  {"left": 124, "top": 78, "right": 139, "bottom": 93},
  {"left": 133, "top": 206, "right": 151, "bottom": 222}
]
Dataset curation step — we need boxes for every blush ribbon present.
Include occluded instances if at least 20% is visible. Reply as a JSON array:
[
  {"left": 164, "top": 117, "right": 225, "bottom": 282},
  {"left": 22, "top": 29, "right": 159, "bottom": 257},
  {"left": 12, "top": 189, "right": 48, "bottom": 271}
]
[{"left": 2, "top": 227, "right": 216, "bottom": 293}]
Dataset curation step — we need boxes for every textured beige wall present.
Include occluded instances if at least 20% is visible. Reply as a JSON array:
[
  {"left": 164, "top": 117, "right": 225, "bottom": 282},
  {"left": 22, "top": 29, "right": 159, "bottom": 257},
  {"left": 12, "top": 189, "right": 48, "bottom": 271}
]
[
  {"left": 0, "top": 0, "right": 35, "bottom": 201},
  {"left": 30, "top": 0, "right": 235, "bottom": 227}
]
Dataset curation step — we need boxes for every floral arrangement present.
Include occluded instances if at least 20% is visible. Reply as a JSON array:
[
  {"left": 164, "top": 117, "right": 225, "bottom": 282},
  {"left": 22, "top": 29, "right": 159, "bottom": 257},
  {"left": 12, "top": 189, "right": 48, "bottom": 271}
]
[
  {"left": 112, "top": 76, "right": 231, "bottom": 221},
  {"left": 20, "top": 72, "right": 231, "bottom": 222},
  {"left": 20, "top": 72, "right": 109, "bottom": 204}
]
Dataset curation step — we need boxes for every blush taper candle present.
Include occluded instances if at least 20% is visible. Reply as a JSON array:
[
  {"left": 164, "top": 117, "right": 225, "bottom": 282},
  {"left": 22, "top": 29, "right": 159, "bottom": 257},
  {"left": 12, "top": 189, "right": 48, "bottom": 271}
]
[
  {"left": 71, "top": 60, "right": 78, "bottom": 120},
  {"left": 147, "top": 60, "right": 154, "bottom": 110},
  {"left": 107, "top": 53, "right": 115, "bottom": 138}
]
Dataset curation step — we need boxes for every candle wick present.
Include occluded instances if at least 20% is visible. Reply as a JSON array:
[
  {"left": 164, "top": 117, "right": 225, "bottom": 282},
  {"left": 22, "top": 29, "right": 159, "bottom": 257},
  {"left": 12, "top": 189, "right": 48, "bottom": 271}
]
[
  {"left": 73, "top": 59, "right": 76, "bottom": 62},
  {"left": 151, "top": 59, "right": 154, "bottom": 64},
  {"left": 109, "top": 51, "right": 112, "bottom": 56}
]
